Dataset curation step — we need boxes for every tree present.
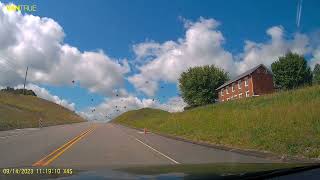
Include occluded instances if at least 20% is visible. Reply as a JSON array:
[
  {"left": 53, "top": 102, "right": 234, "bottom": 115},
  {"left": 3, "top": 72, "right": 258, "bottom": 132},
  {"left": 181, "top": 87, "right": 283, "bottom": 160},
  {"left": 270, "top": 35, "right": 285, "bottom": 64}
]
[
  {"left": 313, "top": 64, "right": 320, "bottom": 85},
  {"left": 178, "top": 65, "right": 229, "bottom": 106},
  {"left": 0, "top": 87, "right": 37, "bottom": 96},
  {"left": 271, "top": 52, "right": 312, "bottom": 90}
]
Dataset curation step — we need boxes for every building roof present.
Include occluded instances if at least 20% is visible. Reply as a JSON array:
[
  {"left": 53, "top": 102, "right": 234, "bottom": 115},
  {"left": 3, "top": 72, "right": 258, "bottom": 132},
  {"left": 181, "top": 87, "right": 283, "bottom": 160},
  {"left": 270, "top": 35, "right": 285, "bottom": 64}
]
[{"left": 216, "top": 64, "right": 270, "bottom": 90}]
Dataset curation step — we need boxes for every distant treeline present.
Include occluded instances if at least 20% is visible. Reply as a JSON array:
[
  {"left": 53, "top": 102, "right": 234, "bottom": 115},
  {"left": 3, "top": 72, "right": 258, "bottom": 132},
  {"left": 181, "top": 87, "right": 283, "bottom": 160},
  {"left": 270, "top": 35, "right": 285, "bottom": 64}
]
[{"left": 0, "top": 87, "right": 37, "bottom": 96}]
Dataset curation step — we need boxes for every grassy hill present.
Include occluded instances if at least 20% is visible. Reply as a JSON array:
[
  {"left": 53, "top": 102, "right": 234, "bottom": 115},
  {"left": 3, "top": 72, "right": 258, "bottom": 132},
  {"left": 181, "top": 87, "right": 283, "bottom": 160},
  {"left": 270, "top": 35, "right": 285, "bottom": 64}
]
[
  {"left": 0, "top": 92, "right": 86, "bottom": 131},
  {"left": 114, "top": 85, "right": 320, "bottom": 159}
]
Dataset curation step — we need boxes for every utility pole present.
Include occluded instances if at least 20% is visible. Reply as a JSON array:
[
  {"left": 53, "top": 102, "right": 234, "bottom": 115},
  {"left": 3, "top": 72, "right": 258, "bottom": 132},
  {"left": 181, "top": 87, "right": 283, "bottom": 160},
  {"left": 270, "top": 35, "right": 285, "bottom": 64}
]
[{"left": 23, "top": 66, "right": 28, "bottom": 95}]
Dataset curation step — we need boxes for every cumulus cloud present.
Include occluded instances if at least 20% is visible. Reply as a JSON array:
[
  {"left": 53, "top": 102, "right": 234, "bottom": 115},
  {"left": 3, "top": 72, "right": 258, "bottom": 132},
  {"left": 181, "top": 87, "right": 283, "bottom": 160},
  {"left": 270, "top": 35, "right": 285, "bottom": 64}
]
[
  {"left": 310, "top": 47, "right": 320, "bottom": 68},
  {"left": 1, "top": 3, "right": 320, "bottom": 120},
  {"left": 129, "top": 18, "right": 313, "bottom": 96},
  {"left": 236, "top": 26, "right": 310, "bottom": 73},
  {"left": 14, "top": 83, "right": 75, "bottom": 111},
  {"left": 129, "top": 17, "right": 234, "bottom": 96},
  {"left": 159, "top": 96, "right": 187, "bottom": 112},
  {"left": 0, "top": 2, "right": 129, "bottom": 95},
  {"left": 80, "top": 96, "right": 186, "bottom": 121}
]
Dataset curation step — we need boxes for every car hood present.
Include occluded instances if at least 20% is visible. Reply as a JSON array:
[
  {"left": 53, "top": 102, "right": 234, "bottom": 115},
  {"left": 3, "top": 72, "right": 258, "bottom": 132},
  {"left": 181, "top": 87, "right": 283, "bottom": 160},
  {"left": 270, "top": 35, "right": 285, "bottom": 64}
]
[{"left": 2, "top": 163, "right": 319, "bottom": 180}]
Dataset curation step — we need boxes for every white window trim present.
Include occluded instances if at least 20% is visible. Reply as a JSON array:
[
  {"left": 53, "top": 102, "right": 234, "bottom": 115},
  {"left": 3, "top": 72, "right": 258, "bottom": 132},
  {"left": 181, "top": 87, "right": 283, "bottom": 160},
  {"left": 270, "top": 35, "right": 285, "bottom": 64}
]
[
  {"left": 245, "top": 78, "right": 249, "bottom": 87},
  {"left": 232, "top": 84, "right": 235, "bottom": 92},
  {"left": 238, "top": 80, "right": 241, "bottom": 89},
  {"left": 245, "top": 90, "right": 250, "bottom": 97},
  {"left": 226, "top": 86, "right": 229, "bottom": 94},
  {"left": 239, "top": 93, "right": 243, "bottom": 98},
  {"left": 221, "top": 89, "right": 224, "bottom": 96}
]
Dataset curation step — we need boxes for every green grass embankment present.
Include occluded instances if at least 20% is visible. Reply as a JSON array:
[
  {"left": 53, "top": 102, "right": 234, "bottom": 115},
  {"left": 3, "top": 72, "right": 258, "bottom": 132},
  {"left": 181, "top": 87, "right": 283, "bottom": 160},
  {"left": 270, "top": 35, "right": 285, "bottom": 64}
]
[
  {"left": 114, "top": 85, "right": 320, "bottom": 159},
  {"left": 0, "top": 92, "right": 86, "bottom": 130}
]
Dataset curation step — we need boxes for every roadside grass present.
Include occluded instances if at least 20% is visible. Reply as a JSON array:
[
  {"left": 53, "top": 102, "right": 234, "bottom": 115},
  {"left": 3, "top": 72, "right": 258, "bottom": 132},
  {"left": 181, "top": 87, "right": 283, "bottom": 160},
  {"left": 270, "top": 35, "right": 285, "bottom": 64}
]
[
  {"left": 0, "top": 92, "right": 86, "bottom": 131},
  {"left": 114, "top": 85, "right": 320, "bottom": 159}
]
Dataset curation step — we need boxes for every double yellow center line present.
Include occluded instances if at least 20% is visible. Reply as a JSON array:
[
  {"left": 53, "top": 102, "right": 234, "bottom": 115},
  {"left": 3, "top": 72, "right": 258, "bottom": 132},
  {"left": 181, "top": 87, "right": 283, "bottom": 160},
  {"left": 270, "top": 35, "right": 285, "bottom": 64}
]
[{"left": 33, "top": 125, "right": 96, "bottom": 167}]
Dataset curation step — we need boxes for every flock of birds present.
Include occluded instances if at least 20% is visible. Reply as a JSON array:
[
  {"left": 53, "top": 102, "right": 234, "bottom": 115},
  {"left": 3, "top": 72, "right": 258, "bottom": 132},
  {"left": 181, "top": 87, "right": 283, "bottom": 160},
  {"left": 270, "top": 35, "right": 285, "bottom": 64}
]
[{"left": 71, "top": 79, "right": 179, "bottom": 121}]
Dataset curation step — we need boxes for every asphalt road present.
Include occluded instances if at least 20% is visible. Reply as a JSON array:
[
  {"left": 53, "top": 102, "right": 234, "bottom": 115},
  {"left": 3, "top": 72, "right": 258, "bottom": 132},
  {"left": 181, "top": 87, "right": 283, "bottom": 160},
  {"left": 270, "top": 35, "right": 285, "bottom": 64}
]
[{"left": 0, "top": 122, "right": 277, "bottom": 169}]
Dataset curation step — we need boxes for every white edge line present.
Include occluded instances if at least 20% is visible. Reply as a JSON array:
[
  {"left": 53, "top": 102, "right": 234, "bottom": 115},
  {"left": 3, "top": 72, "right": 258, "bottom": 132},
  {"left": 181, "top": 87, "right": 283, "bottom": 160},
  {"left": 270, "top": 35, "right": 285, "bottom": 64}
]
[
  {"left": 0, "top": 134, "right": 20, "bottom": 139},
  {"left": 134, "top": 137, "right": 180, "bottom": 164}
]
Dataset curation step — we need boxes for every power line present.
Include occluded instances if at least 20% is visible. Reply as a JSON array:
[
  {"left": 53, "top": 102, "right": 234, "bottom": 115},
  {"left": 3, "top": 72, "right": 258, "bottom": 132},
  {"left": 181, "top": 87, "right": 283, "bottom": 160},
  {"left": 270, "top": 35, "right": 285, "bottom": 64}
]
[
  {"left": 0, "top": 55, "right": 19, "bottom": 68},
  {"left": 0, "top": 56, "right": 19, "bottom": 73},
  {"left": 0, "top": 56, "right": 28, "bottom": 88},
  {"left": 0, "top": 60, "right": 21, "bottom": 78},
  {"left": 0, "top": 63, "right": 18, "bottom": 74},
  {"left": 0, "top": 54, "right": 28, "bottom": 74},
  {"left": 0, "top": 58, "right": 15, "bottom": 67}
]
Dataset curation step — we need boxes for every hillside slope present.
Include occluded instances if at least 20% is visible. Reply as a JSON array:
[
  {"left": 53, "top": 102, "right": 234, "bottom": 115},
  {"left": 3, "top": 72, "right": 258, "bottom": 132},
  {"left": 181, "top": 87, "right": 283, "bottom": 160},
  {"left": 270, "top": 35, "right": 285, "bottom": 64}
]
[
  {"left": 114, "top": 85, "right": 320, "bottom": 159},
  {"left": 0, "top": 92, "right": 86, "bottom": 130}
]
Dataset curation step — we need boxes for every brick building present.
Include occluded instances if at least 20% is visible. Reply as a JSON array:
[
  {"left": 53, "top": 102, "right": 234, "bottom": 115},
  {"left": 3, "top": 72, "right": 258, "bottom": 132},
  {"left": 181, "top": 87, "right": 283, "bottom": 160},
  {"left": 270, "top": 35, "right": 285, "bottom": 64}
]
[{"left": 216, "top": 64, "right": 274, "bottom": 102}]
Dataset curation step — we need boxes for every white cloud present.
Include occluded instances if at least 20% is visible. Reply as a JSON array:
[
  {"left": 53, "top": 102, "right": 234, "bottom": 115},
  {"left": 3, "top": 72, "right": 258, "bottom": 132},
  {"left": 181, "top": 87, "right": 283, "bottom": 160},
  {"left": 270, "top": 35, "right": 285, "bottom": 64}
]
[
  {"left": 80, "top": 96, "right": 186, "bottom": 121},
  {"left": 14, "top": 83, "right": 75, "bottom": 111},
  {"left": 159, "top": 96, "right": 187, "bottom": 112},
  {"left": 129, "top": 17, "right": 235, "bottom": 96},
  {"left": 0, "top": 2, "right": 129, "bottom": 95},
  {"left": 1, "top": 4, "right": 319, "bottom": 119},
  {"left": 236, "top": 26, "right": 310, "bottom": 73},
  {"left": 310, "top": 47, "right": 320, "bottom": 68},
  {"left": 129, "top": 18, "right": 313, "bottom": 96}
]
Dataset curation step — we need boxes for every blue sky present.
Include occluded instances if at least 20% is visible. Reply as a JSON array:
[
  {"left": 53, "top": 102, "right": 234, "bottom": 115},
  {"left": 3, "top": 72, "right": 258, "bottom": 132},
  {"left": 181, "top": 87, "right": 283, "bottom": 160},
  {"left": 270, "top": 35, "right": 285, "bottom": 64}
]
[
  {"left": 31, "top": 0, "right": 319, "bottom": 54},
  {"left": 0, "top": 0, "right": 320, "bottom": 120}
]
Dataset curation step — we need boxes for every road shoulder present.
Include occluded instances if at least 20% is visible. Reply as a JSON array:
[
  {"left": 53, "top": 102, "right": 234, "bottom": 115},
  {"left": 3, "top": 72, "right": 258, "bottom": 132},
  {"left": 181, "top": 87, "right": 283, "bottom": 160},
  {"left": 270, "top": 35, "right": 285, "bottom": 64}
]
[{"left": 112, "top": 122, "right": 320, "bottom": 164}]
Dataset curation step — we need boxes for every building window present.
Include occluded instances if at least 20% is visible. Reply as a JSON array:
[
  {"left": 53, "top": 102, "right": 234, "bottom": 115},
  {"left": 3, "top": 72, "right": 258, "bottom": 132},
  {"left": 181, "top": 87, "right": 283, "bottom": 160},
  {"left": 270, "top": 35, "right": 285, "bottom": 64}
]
[
  {"left": 245, "top": 91, "right": 250, "bottom": 97},
  {"left": 227, "top": 98, "right": 230, "bottom": 101},
  {"left": 222, "top": 99, "right": 224, "bottom": 102},
  {"left": 245, "top": 77, "right": 249, "bottom": 87},
  {"left": 226, "top": 86, "right": 229, "bottom": 94},
  {"left": 221, "top": 89, "right": 224, "bottom": 96},
  {"left": 238, "top": 80, "right": 241, "bottom": 89},
  {"left": 239, "top": 93, "right": 243, "bottom": 98},
  {"left": 232, "top": 83, "right": 235, "bottom": 92}
]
